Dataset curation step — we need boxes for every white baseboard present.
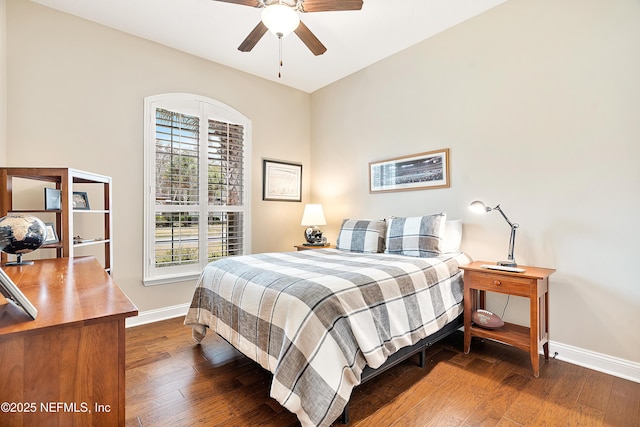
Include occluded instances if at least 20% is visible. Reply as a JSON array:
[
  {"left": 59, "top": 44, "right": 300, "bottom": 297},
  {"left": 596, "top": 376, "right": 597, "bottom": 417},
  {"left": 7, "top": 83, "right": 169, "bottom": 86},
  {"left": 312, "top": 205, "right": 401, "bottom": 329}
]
[
  {"left": 548, "top": 340, "right": 640, "bottom": 384},
  {"left": 125, "top": 303, "right": 190, "bottom": 328},
  {"left": 125, "top": 306, "right": 640, "bottom": 384}
]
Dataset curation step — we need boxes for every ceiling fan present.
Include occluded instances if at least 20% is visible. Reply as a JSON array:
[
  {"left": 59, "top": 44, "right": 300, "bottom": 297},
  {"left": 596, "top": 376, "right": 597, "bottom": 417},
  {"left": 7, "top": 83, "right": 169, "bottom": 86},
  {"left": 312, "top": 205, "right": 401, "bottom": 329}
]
[{"left": 213, "top": 0, "right": 364, "bottom": 56}]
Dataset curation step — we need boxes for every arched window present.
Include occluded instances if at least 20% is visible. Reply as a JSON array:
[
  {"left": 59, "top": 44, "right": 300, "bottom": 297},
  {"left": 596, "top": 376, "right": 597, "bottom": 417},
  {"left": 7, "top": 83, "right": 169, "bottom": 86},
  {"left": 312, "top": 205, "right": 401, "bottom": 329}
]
[{"left": 143, "top": 94, "right": 251, "bottom": 285}]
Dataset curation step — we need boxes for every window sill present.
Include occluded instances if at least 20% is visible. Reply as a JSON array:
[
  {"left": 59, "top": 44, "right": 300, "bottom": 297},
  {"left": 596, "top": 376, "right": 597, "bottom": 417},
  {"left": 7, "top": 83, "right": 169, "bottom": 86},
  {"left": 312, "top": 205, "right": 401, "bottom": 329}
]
[{"left": 143, "top": 273, "right": 201, "bottom": 286}]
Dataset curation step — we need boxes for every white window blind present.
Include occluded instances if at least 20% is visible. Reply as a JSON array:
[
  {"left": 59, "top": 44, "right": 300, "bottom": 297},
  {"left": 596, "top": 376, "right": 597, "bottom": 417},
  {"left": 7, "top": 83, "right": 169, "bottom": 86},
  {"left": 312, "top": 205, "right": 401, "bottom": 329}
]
[{"left": 144, "top": 94, "right": 251, "bottom": 285}]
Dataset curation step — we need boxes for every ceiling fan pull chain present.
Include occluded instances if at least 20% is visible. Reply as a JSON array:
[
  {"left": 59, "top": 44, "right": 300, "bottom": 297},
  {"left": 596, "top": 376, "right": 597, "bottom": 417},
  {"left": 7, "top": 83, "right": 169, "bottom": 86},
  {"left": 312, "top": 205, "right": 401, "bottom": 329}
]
[{"left": 278, "top": 36, "right": 283, "bottom": 78}]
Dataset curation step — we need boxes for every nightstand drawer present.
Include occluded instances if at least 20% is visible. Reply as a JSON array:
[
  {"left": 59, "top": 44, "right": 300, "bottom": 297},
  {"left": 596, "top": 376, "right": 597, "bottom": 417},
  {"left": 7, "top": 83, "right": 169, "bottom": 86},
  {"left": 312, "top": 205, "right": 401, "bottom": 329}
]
[{"left": 465, "top": 271, "right": 534, "bottom": 296}]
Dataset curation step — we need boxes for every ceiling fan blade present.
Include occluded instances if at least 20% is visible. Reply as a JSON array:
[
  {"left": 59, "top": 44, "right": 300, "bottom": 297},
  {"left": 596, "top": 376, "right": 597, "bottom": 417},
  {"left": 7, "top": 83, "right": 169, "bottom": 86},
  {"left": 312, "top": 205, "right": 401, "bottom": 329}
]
[
  {"left": 211, "top": 0, "right": 262, "bottom": 7},
  {"left": 294, "top": 21, "right": 327, "bottom": 56},
  {"left": 299, "top": 0, "right": 363, "bottom": 12},
  {"left": 238, "top": 21, "right": 268, "bottom": 52}
]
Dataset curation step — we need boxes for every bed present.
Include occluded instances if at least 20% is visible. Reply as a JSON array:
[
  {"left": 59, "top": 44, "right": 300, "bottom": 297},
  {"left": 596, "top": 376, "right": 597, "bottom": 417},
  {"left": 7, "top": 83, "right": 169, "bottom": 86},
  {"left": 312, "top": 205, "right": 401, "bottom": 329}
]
[{"left": 184, "top": 215, "right": 471, "bottom": 426}]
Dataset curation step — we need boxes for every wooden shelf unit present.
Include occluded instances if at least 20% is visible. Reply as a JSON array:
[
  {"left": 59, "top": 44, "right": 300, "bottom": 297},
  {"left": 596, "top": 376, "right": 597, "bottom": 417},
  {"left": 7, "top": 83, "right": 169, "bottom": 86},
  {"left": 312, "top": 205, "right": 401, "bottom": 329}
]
[{"left": 0, "top": 167, "right": 113, "bottom": 274}]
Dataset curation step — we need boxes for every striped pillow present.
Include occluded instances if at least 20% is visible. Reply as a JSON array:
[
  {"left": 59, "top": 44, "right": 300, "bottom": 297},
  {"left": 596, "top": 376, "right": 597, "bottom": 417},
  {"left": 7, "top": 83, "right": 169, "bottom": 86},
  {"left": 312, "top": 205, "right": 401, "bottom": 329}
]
[
  {"left": 336, "top": 219, "right": 386, "bottom": 253},
  {"left": 384, "top": 213, "right": 446, "bottom": 257}
]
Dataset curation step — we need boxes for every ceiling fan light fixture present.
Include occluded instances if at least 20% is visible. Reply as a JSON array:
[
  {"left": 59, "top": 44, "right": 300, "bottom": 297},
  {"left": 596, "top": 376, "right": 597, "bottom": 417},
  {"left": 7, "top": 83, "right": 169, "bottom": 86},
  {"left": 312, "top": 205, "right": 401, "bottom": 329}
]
[{"left": 261, "top": 4, "right": 300, "bottom": 38}]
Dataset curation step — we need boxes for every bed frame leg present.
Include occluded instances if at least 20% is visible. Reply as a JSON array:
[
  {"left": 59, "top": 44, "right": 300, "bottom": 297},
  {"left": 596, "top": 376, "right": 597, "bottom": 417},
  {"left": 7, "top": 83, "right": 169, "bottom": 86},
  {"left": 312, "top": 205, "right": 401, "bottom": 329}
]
[
  {"left": 341, "top": 403, "right": 350, "bottom": 424},
  {"left": 419, "top": 347, "right": 426, "bottom": 368}
]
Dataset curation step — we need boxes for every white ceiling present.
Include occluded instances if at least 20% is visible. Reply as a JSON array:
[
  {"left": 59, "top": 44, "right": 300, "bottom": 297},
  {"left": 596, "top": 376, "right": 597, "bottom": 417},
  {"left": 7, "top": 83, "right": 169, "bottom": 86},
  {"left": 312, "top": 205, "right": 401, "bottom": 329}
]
[{"left": 31, "top": 0, "right": 508, "bottom": 93}]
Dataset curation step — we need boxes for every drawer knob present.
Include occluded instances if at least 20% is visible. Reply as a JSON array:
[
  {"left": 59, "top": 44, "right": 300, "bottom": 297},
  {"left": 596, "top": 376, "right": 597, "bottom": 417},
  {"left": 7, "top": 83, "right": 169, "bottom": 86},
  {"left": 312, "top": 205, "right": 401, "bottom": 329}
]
[{"left": 493, "top": 280, "right": 502, "bottom": 286}]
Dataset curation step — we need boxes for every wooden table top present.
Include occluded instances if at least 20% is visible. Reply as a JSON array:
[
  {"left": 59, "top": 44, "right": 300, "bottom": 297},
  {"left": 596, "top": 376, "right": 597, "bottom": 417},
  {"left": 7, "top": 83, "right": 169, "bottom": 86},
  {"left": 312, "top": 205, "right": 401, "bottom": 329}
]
[
  {"left": 0, "top": 256, "right": 138, "bottom": 338},
  {"left": 460, "top": 261, "right": 556, "bottom": 280}
]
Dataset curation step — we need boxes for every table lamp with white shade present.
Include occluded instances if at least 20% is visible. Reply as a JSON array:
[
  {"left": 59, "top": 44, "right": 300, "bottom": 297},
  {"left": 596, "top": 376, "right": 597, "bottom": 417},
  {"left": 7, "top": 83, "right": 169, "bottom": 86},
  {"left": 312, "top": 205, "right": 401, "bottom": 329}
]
[{"left": 301, "top": 204, "right": 327, "bottom": 245}]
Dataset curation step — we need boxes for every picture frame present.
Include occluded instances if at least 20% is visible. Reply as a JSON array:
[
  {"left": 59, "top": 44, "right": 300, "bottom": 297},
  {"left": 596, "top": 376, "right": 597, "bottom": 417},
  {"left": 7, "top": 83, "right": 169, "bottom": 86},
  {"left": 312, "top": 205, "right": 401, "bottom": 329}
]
[
  {"left": 44, "top": 187, "right": 62, "bottom": 210},
  {"left": 72, "top": 191, "right": 90, "bottom": 210},
  {"left": 0, "top": 267, "right": 38, "bottom": 320},
  {"left": 262, "top": 159, "right": 302, "bottom": 202},
  {"left": 369, "top": 148, "right": 450, "bottom": 193},
  {"left": 43, "top": 223, "right": 59, "bottom": 245}
]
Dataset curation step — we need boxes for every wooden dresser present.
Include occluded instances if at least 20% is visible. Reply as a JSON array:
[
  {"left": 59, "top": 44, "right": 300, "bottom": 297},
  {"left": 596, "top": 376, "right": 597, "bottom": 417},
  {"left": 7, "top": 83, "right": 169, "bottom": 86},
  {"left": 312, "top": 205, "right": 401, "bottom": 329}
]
[{"left": 0, "top": 257, "right": 138, "bottom": 426}]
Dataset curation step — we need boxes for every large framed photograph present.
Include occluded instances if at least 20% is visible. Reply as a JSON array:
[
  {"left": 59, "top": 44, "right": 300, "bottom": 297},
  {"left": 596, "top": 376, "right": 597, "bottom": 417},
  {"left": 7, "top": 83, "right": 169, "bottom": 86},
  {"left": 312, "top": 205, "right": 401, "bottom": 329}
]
[
  {"left": 0, "top": 267, "right": 38, "bottom": 320},
  {"left": 72, "top": 191, "right": 90, "bottom": 210},
  {"left": 369, "top": 148, "right": 450, "bottom": 193},
  {"left": 262, "top": 159, "right": 302, "bottom": 202},
  {"left": 44, "top": 187, "right": 62, "bottom": 210}
]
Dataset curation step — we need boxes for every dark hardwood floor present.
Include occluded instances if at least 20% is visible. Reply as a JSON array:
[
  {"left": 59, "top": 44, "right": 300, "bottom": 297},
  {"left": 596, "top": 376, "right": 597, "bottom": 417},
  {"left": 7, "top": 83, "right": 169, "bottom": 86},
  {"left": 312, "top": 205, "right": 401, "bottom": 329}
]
[{"left": 125, "top": 317, "right": 639, "bottom": 426}]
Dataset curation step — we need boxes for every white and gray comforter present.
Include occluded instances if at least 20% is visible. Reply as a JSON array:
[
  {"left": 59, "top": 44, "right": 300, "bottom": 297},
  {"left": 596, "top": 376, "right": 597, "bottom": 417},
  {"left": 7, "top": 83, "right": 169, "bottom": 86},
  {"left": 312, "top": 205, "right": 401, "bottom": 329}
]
[{"left": 184, "top": 249, "right": 471, "bottom": 426}]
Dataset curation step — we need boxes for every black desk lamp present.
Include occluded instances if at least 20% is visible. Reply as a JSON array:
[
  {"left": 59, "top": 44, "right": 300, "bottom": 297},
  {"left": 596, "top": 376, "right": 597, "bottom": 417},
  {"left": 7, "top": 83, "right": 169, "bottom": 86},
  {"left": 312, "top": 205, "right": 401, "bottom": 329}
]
[{"left": 469, "top": 200, "right": 519, "bottom": 267}]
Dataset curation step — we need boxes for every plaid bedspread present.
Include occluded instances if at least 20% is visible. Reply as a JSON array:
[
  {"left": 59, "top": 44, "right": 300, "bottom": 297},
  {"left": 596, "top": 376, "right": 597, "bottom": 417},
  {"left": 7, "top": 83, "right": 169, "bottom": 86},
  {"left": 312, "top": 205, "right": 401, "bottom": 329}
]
[{"left": 184, "top": 249, "right": 471, "bottom": 426}]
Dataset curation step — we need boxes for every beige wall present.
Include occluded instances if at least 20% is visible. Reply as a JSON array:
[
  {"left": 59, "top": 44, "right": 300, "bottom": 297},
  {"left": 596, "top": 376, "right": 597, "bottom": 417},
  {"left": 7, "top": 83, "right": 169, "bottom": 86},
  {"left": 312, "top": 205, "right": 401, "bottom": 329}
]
[
  {"left": 0, "top": 0, "right": 6, "bottom": 165},
  {"left": 310, "top": 0, "right": 640, "bottom": 363},
  {"left": 5, "top": 0, "right": 311, "bottom": 311}
]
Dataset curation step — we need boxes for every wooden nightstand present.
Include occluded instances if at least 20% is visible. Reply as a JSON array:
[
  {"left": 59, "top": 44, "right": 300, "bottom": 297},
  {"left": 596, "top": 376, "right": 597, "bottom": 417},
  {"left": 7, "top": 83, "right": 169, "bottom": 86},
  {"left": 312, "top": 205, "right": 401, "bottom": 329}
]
[
  {"left": 460, "top": 261, "right": 555, "bottom": 377},
  {"left": 294, "top": 244, "right": 333, "bottom": 251}
]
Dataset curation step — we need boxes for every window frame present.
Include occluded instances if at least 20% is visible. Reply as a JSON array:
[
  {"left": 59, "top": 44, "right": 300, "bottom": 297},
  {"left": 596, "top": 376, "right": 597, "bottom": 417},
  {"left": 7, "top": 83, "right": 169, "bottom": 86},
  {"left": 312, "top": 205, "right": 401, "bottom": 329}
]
[{"left": 143, "top": 93, "right": 252, "bottom": 285}]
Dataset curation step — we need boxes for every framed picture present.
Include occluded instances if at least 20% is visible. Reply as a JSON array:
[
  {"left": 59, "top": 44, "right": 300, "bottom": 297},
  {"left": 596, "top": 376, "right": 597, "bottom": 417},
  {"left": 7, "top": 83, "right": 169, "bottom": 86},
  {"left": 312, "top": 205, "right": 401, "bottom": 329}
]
[
  {"left": 0, "top": 267, "right": 38, "bottom": 320},
  {"left": 369, "top": 148, "right": 450, "bottom": 193},
  {"left": 262, "top": 159, "right": 302, "bottom": 202},
  {"left": 44, "top": 187, "right": 62, "bottom": 210},
  {"left": 72, "top": 191, "right": 90, "bottom": 210},
  {"left": 43, "top": 223, "right": 59, "bottom": 245}
]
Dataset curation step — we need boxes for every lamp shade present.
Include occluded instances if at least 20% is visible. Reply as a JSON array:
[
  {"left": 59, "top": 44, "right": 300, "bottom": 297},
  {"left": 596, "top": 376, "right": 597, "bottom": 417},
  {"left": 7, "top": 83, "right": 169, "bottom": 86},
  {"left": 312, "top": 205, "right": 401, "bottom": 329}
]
[
  {"left": 261, "top": 4, "right": 300, "bottom": 38},
  {"left": 301, "top": 204, "right": 326, "bottom": 226},
  {"left": 469, "top": 200, "right": 490, "bottom": 214}
]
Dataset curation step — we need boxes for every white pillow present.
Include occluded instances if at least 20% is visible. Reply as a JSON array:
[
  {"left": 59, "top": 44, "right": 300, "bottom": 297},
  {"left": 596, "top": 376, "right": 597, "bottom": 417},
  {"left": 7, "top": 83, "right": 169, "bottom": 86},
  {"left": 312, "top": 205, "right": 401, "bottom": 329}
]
[{"left": 441, "top": 219, "right": 463, "bottom": 253}]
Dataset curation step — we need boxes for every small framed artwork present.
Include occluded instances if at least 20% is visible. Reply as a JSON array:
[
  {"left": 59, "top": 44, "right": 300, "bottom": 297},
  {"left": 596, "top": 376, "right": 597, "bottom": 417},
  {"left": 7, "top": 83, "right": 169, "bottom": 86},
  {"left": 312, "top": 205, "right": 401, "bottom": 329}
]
[
  {"left": 0, "top": 267, "right": 38, "bottom": 320},
  {"left": 262, "top": 159, "right": 302, "bottom": 202},
  {"left": 369, "top": 148, "right": 450, "bottom": 193},
  {"left": 44, "top": 188, "right": 62, "bottom": 210},
  {"left": 72, "top": 192, "right": 90, "bottom": 210},
  {"left": 43, "top": 223, "right": 59, "bottom": 245}
]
